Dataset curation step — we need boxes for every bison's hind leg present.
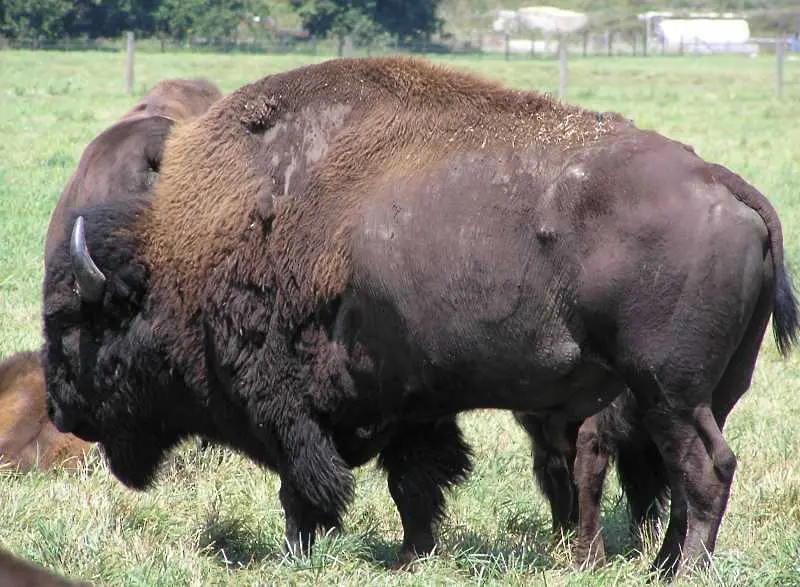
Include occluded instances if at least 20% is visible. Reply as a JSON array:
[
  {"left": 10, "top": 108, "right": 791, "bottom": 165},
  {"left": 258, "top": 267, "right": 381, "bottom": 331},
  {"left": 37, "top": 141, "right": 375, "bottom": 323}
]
[
  {"left": 641, "top": 273, "right": 774, "bottom": 577},
  {"left": 377, "top": 416, "right": 473, "bottom": 567},
  {"left": 618, "top": 356, "right": 745, "bottom": 579},
  {"left": 609, "top": 220, "right": 769, "bottom": 578},
  {"left": 636, "top": 400, "right": 736, "bottom": 578}
]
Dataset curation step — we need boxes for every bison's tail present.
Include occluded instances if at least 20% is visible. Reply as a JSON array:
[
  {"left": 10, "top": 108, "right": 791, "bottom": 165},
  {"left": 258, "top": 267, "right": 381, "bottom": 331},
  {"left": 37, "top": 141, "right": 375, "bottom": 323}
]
[
  {"left": 774, "top": 260, "right": 799, "bottom": 357},
  {"left": 709, "top": 163, "right": 799, "bottom": 357}
]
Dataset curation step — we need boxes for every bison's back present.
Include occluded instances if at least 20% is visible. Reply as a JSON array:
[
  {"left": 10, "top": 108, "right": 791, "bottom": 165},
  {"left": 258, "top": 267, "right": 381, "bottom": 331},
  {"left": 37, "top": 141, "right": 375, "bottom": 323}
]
[
  {"left": 121, "top": 78, "right": 222, "bottom": 121},
  {"left": 142, "top": 57, "right": 625, "bottom": 317}
]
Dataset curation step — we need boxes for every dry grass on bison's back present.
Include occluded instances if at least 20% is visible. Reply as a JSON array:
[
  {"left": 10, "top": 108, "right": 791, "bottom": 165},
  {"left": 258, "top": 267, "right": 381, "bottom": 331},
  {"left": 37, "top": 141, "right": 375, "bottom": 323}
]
[{"left": 0, "top": 51, "right": 799, "bottom": 586}]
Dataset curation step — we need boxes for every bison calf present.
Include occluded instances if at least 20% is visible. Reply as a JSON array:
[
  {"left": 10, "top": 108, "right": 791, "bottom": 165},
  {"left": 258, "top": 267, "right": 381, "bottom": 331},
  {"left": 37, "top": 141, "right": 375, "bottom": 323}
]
[
  {"left": 516, "top": 392, "right": 668, "bottom": 565},
  {"left": 0, "top": 351, "right": 91, "bottom": 471}
]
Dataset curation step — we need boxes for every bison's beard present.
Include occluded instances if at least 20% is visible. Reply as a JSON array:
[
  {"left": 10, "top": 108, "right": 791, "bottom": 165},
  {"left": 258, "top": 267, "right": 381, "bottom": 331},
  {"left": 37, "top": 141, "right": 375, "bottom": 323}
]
[{"left": 100, "top": 429, "right": 177, "bottom": 490}]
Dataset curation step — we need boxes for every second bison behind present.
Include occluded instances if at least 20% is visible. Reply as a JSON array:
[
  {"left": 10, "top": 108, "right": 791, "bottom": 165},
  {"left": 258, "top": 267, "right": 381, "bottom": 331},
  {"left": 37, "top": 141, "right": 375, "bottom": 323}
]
[{"left": 42, "top": 57, "right": 796, "bottom": 577}]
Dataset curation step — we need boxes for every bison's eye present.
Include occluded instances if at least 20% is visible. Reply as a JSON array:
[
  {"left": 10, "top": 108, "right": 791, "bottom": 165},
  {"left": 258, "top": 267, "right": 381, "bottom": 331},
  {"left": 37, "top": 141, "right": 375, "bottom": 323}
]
[{"left": 144, "top": 169, "right": 159, "bottom": 188}]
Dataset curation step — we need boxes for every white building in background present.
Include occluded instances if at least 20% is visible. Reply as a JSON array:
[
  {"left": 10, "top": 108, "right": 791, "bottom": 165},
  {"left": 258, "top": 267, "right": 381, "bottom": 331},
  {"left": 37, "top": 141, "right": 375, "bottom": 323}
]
[
  {"left": 639, "top": 12, "right": 759, "bottom": 55},
  {"left": 491, "top": 6, "right": 588, "bottom": 54},
  {"left": 493, "top": 6, "right": 588, "bottom": 36}
]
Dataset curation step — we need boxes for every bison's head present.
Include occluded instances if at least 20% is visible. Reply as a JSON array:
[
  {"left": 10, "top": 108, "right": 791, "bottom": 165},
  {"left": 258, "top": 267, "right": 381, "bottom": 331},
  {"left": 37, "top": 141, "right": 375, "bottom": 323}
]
[{"left": 42, "top": 208, "right": 186, "bottom": 489}]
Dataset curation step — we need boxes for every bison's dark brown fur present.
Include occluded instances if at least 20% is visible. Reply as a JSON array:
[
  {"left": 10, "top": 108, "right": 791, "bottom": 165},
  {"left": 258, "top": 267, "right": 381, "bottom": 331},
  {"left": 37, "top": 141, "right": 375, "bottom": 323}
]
[
  {"left": 515, "top": 158, "right": 792, "bottom": 566},
  {"left": 43, "top": 57, "right": 796, "bottom": 579},
  {"left": 13, "top": 79, "right": 221, "bottom": 472},
  {"left": 0, "top": 352, "right": 91, "bottom": 471}
]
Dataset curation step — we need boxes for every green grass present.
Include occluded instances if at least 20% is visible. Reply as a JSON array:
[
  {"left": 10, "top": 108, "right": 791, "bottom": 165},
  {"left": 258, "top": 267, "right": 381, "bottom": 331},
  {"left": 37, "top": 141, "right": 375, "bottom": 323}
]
[{"left": 1, "top": 50, "right": 799, "bottom": 586}]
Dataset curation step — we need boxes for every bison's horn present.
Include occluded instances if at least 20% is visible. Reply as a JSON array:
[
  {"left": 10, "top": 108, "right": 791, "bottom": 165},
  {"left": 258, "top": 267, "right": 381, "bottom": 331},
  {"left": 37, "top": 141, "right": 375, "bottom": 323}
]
[{"left": 70, "top": 216, "right": 106, "bottom": 303}]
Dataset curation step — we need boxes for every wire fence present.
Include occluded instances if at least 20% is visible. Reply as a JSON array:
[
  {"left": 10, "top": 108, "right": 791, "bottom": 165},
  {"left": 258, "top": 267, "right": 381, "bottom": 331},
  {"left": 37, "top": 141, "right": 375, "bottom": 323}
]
[
  {"left": 1, "top": 5, "right": 797, "bottom": 99},
  {"left": 1, "top": 5, "right": 798, "bottom": 58},
  {"left": 3, "top": 32, "right": 797, "bottom": 58}
]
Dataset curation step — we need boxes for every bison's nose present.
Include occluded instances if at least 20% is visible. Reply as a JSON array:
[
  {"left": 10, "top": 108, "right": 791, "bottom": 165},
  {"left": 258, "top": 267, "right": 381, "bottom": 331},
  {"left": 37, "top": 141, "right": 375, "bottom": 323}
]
[{"left": 47, "top": 397, "right": 75, "bottom": 433}]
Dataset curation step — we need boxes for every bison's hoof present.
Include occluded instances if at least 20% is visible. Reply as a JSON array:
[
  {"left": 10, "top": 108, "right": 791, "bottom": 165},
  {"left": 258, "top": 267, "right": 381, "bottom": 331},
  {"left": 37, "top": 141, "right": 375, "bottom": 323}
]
[
  {"left": 390, "top": 548, "right": 424, "bottom": 571},
  {"left": 573, "top": 539, "right": 606, "bottom": 570}
]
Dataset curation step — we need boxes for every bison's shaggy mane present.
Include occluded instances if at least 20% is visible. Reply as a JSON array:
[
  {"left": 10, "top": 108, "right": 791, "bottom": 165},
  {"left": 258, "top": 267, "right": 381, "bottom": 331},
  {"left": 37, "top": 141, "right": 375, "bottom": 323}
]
[{"left": 142, "top": 57, "right": 629, "bottom": 322}]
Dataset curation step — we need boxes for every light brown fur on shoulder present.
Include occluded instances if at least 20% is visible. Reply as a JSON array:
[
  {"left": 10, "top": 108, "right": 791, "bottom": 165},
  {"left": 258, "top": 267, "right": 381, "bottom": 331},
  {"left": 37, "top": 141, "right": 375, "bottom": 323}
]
[
  {"left": 143, "top": 57, "right": 629, "bottom": 318},
  {"left": 0, "top": 352, "right": 92, "bottom": 472}
]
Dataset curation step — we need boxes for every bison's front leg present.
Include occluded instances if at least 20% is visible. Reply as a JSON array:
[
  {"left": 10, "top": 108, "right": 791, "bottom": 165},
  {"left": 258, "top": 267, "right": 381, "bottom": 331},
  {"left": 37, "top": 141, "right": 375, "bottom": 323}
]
[
  {"left": 279, "top": 478, "right": 341, "bottom": 557},
  {"left": 378, "top": 417, "right": 473, "bottom": 567},
  {"left": 270, "top": 407, "right": 355, "bottom": 558}
]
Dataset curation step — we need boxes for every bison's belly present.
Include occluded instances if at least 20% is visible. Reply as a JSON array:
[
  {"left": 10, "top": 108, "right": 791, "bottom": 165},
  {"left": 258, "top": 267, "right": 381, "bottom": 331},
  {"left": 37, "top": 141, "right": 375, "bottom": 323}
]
[{"left": 338, "top": 285, "right": 623, "bottom": 422}]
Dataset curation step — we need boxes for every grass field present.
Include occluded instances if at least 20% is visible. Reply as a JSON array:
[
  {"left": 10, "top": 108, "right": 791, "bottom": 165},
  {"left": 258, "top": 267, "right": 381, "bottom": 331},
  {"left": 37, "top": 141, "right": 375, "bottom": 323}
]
[{"left": 1, "top": 50, "right": 799, "bottom": 586}]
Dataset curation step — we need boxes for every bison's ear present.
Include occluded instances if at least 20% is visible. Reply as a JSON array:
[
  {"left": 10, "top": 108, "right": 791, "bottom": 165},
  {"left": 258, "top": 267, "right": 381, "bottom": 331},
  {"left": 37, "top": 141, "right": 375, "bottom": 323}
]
[
  {"left": 136, "top": 115, "right": 176, "bottom": 173},
  {"left": 70, "top": 216, "right": 106, "bottom": 304}
]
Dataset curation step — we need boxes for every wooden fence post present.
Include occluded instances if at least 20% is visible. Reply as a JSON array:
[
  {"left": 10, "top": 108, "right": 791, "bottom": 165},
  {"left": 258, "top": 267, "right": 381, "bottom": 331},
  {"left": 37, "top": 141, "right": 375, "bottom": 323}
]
[
  {"left": 776, "top": 36, "right": 785, "bottom": 99},
  {"left": 558, "top": 35, "right": 568, "bottom": 101},
  {"left": 643, "top": 20, "right": 648, "bottom": 56},
  {"left": 125, "top": 31, "right": 134, "bottom": 95}
]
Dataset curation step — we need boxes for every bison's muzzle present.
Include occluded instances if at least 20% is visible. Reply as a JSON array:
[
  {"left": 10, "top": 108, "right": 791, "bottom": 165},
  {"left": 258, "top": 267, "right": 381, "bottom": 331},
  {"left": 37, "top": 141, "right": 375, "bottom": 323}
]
[
  {"left": 47, "top": 394, "right": 75, "bottom": 434},
  {"left": 47, "top": 394, "right": 101, "bottom": 442}
]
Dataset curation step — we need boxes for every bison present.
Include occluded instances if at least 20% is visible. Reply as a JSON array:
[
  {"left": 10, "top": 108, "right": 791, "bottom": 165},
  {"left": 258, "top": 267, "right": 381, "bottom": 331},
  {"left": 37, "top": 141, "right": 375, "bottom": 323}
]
[
  {"left": 0, "top": 351, "right": 91, "bottom": 471},
  {"left": 42, "top": 57, "right": 796, "bottom": 578},
  {"left": 119, "top": 78, "right": 222, "bottom": 123},
  {"left": 0, "top": 549, "right": 90, "bottom": 586},
  {"left": 515, "top": 391, "right": 668, "bottom": 565},
  {"left": 44, "top": 78, "right": 222, "bottom": 262}
]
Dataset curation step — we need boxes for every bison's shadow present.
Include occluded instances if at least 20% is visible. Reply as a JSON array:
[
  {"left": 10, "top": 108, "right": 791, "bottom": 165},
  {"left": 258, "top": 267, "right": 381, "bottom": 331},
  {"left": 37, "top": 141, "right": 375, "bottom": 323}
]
[
  {"left": 195, "top": 497, "right": 657, "bottom": 572},
  {"left": 196, "top": 513, "right": 282, "bottom": 569}
]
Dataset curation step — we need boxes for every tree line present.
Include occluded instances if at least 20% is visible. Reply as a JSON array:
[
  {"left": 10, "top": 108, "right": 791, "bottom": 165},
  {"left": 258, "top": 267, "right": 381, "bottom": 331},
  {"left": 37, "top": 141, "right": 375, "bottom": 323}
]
[
  {"left": 0, "top": 0, "right": 795, "bottom": 46},
  {"left": 0, "top": 0, "right": 440, "bottom": 45}
]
